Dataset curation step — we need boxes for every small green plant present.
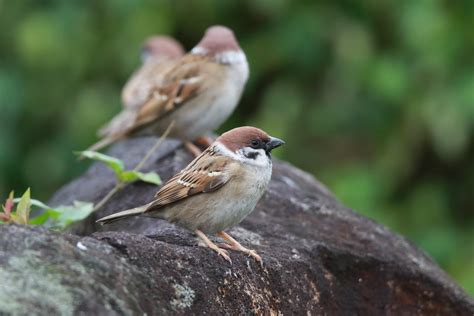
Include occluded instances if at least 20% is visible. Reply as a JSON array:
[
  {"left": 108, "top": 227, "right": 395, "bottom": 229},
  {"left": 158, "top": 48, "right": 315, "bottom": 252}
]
[
  {"left": 0, "top": 190, "right": 29, "bottom": 224},
  {"left": 77, "top": 150, "right": 161, "bottom": 185},
  {"left": 1, "top": 188, "right": 94, "bottom": 230},
  {"left": 76, "top": 150, "right": 163, "bottom": 213},
  {"left": 1, "top": 146, "right": 164, "bottom": 230},
  {"left": 1, "top": 126, "right": 170, "bottom": 230}
]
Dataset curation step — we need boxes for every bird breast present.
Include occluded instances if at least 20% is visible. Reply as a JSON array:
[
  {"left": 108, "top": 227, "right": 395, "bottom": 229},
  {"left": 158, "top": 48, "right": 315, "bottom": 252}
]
[{"left": 161, "top": 161, "right": 272, "bottom": 234}]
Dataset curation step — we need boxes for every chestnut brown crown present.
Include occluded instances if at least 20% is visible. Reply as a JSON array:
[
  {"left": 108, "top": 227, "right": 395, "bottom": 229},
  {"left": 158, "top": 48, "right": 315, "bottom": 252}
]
[
  {"left": 193, "top": 25, "right": 241, "bottom": 56},
  {"left": 141, "top": 36, "right": 185, "bottom": 62},
  {"left": 217, "top": 126, "right": 285, "bottom": 154}
]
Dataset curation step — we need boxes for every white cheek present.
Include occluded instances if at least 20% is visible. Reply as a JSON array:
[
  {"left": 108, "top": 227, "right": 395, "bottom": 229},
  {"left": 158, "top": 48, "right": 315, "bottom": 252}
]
[
  {"left": 239, "top": 148, "right": 270, "bottom": 167},
  {"left": 254, "top": 150, "right": 270, "bottom": 167},
  {"left": 214, "top": 143, "right": 271, "bottom": 168}
]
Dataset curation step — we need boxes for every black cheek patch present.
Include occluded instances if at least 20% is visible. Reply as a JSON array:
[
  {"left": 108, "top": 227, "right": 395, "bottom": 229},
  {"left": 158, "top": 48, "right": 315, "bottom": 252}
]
[{"left": 245, "top": 151, "right": 259, "bottom": 160}]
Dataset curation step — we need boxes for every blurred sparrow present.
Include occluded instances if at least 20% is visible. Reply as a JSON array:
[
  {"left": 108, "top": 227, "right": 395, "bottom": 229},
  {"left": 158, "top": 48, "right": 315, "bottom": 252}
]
[
  {"left": 97, "top": 126, "right": 284, "bottom": 264},
  {"left": 90, "top": 26, "right": 249, "bottom": 155},
  {"left": 122, "top": 36, "right": 185, "bottom": 110},
  {"left": 140, "top": 35, "right": 185, "bottom": 64}
]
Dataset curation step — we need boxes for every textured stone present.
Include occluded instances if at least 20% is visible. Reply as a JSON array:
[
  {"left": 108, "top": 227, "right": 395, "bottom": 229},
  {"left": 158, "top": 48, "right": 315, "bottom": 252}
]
[{"left": 1, "top": 137, "right": 472, "bottom": 315}]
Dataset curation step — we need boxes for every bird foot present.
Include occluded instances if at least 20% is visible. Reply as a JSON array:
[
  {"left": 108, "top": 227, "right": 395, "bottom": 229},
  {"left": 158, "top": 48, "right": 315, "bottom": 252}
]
[
  {"left": 195, "top": 230, "right": 232, "bottom": 264},
  {"left": 218, "top": 242, "right": 262, "bottom": 264},
  {"left": 195, "top": 135, "right": 214, "bottom": 148},
  {"left": 217, "top": 231, "right": 263, "bottom": 265},
  {"left": 184, "top": 141, "right": 202, "bottom": 157},
  {"left": 214, "top": 247, "right": 232, "bottom": 263}
]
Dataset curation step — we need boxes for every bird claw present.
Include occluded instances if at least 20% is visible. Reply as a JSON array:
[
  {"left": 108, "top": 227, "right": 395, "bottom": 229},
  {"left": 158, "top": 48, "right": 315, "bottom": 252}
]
[
  {"left": 218, "top": 243, "right": 262, "bottom": 265},
  {"left": 247, "top": 249, "right": 262, "bottom": 264},
  {"left": 194, "top": 230, "right": 232, "bottom": 264},
  {"left": 216, "top": 248, "right": 232, "bottom": 264},
  {"left": 198, "top": 241, "right": 232, "bottom": 263},
  {"left": 218, "top": 243, "right": 232, "bottom": 249}
]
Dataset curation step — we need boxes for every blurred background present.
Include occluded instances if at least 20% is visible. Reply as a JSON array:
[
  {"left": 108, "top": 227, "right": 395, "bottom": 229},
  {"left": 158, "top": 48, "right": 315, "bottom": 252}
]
[{"left": 0, "top": 1, "right": 473, "bottom": 295}]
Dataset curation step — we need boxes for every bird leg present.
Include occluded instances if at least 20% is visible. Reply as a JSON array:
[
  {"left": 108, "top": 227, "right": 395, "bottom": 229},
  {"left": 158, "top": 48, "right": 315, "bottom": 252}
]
[
  {"left": 194, "top": 135, "right": 214, "bottom": 148},
  {"left": 184, "top": 141, "right": 202, "bottom": 157},
  {"left": 195, "top": 229, "right": 232, "bottom": 263},
  {"left": 185, "top": 136, "right": 214, "bottom": 157},
  {"left": 217, "top": 231, "right": 262, "bottom": 264}
]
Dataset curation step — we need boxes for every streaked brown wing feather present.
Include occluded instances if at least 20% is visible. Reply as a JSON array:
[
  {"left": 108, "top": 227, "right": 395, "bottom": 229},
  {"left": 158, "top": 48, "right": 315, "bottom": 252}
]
[
  {"left": 122, "top": 57, "right": 177, "bottom": 110},
  {"left": 132, "top": 54, "right": 215, "bottom": 128},
  {"left": 95, "top": 55, "right": 223, "bottom": 142},
  {"left": 145, "top": 147, "right": 236, "bottom": 212}
]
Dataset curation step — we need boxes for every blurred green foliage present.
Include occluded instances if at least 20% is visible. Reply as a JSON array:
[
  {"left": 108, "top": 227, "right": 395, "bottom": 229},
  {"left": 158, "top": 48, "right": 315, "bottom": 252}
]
[{"left": 0, "top": 0, "right": 472, "bottom": 295}]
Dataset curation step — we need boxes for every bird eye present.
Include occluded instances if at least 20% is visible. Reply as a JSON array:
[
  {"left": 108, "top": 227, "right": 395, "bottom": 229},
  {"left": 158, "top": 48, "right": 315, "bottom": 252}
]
[{"left": 250, "top": 139, "right": 260, "bottom": 148}]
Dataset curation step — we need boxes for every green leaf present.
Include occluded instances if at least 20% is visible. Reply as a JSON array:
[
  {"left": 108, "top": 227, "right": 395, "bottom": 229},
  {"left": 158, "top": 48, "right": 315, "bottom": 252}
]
[
  {"left": 134, "top": 171, "right": 162, "bottom": 185},
  {"left": 29, "top": 198, "right": 51, "bottom": 209},
  {"left": 52, "top": 201, "right": 94, "bottom": 229},
  {"left": 75, "top": 150, "right": 161, "bottom": 186},
  {"left": 118, "top": 170, "right": 162, "bottom": 185},
  {"left": 76, "top": 150, "right": 125, "bottom": 176},
  {"left": 14, "top": 197, "right": 50, "bottom": 210},
  {"left": 29, "top": 212, "right": 50, "bottom": 225},
  {"left": 13, "top": 195, "right": 94, "bottom": 229},
  {"left": 118, "top": 170, "right": 140, "bottom": 183},
  {"left": 16, "top": 188, "right": 31, "bottom": 224},
  {"left": 45, "top": 208, "right": 61, "bottom": 220}
]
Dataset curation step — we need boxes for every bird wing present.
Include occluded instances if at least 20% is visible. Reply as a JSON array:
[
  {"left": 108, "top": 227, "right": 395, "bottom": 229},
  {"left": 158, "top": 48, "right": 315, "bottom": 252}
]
[
  {"left": 145, "top": 147, "right": 237, "bottom": 212},
  {"left": 98, "top": 54, "right": 223, "bottom": 139},
  {"left": 130, "top": 54, "right": 222, "bottom": 130},
  {"left": 121, "top": 58, "right": 171, "bottom": 110}
]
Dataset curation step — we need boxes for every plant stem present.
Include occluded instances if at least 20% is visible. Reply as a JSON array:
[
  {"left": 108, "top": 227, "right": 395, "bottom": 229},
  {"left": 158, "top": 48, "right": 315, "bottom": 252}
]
[
  {"left": 92, "top": 120, "right": 175, "bottom": 213},
  {"left": 92, "top": 182, "right": 124, "bottom": 213},
  {"left": 133, "top": 120, "right": 175, "bottom": 172}
]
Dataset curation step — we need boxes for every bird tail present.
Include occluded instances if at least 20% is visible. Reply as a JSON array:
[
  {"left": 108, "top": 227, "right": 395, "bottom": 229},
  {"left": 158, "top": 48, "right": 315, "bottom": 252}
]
[
  {"left": 87, "top": 136, "right": 120, "bottom": 153},
  {"left": 98, "top": 109, "right": 137, "bottom": 138},
  {"left": 79, "top": 110, "right": 138, "bottom": 159},
  {"left": 77, "top": 136, "right": 122, "bottom": 161},
  {"left": 96, "top": 202, "right": 153, "bottom": 225}
]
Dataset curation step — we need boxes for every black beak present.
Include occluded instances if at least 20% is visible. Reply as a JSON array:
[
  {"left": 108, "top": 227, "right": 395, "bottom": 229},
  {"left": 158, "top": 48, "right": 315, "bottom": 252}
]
[{"left": 266, "top": 136, "right": 285, "bottom": 153}]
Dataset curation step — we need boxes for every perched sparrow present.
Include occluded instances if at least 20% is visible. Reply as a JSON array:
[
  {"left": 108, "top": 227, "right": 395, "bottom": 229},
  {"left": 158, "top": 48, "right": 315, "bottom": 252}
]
[
  {"left": 122, "top": 36, "right": 185, "bottom": 111},
  {"left": 140, "top": 35, "right": 185, "bottom": 64},
  {"left": 97, "top": 126, "right": 284, "bottom": 264},
  {"left": 90, "top": 26, "right": 249, "bottom": 155}
]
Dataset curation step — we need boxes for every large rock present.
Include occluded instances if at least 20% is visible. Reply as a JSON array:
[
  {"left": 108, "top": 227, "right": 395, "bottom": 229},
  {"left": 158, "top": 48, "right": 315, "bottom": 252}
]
[{"left": 1, "top": 137, "right": 472, "bottom": 315}]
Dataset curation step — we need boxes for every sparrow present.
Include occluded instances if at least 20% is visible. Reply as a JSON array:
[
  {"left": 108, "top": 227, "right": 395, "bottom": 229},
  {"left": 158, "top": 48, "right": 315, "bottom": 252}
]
[
  {"left": 89, "top": 25, "right": 249, "bottom": 155},
  {"left": 140, "top": 35, "right": 185, "bottom": 64},
  {"left": 121, "top": 36, "right": 185, "bottom": 111},
  {"left": 97, "top": 126, "right": 284, "bottom": 264}
]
